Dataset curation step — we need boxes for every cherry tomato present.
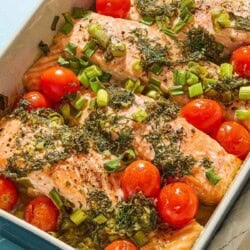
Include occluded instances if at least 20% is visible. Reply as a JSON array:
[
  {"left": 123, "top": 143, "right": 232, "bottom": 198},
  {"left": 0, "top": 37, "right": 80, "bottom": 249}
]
[
  {"left": 24, "top": 196, "right": 59, "bottom": 231},
  {"left": 96, "top": 0, "right": 131, "bottom": 18},
  {"left": 231, "top": 45, "right": 250, "bottom": 78},
  {"left": 157, "top": 182, "right": 199, "bottom": 228},
  {"left": 0, "top": 176, "right": 18, "bottom": 211},
  {"left": 105, "top": 240, "right": 137, "bottom": 250},
  {"left": 216, "top": 121, "right": 250, "bottom": 159},
  {"left": 181, "top": 99, "right": 223, "bottom": 135},
  {"left": 40, "top": 66, "right": 80, "bottom": 103},
  {"left": 23, "top": 91, "right": 51, "bottom": 110},
  {"left": 121, "top": 160, "right": 161, "bottom": 200}
]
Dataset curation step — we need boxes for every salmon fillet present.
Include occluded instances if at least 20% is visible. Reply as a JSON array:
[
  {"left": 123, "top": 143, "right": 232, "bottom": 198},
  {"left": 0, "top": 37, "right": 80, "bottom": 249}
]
[{"left": 128, "top": 0, "right": 250, "bottom": 55}]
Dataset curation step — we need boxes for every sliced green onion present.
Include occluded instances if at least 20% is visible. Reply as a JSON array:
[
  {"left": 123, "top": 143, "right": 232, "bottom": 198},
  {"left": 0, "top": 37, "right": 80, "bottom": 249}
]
[
  {"left": 110, "top": 42, "right": 126, "bottom": 57},
  {"left": 239, "top": 86, "right": 250, "bottom": 100},
  {"left": 99, "top": 71, "right": 112, "bottom": 82},
  {"left": 172, "top": 18, "right": 189, "bottom": 33},
  {"left": 122, "top": 149, "right": 136, "bottom": 164},
  {"left": 132, "top": 60, "right": 143, "bottom": 72},
  {"left": 78, "top": 71, "right": 89, "bottom": 88},
  {"left": 203, "top": 78, "right": 217, "bottom": 86},
  {"left": 49, "top": 188, "right": 63, "bottom": 209},
  {"left": 88, "top": 23, "right": 110, "bottom": 48},
  {"left": 64, "top": 42, "right": 77, "bottom": 56},
  {"left": 83, "top": 40, "right": 98, "bottom": 58},
  {"left": 188, "top": 62, "right": 208, "bottom": 79},
  {"left": 180, "top": 0, "right": 195, "bottom": 11},
  {"left": 60, "top": 103, "right": 71, "bottom": 120},
  {"left": 84, "top": 65, "right": 103, "bottom": 79},
  {"left": 140, "top": 16, "right": 155, "bottom": 26},
  {"left": 70, "top": 209, "right": 88, "bottom": 225},
  {"left": 58, "top": 56, "right": 70, "bottom": 66},
  {"left": 60, "top": 12, "right": 73, "bottom": 35},
  {"left": 104, "top": 155, "right": 124, "bottom": 172},
  {"left": 38, "top": 41, "right": 50, "bottom": 55},
  {"left": 219, "top": 63, "right": 233, "bottom": 79},
  {"left": 93, "top": 214, "right": 108, "bottom": 224},
  {"left": 151, "top": 63, "right": 163, "bottom": 75},
  {"left": 173, "top": 70, "right": 187, "bottom": 85},
  {"left": 71, "top": 96, "right": 87, "bottom": 110},
  {"left": 186, "top": 71, "right": 199, "bottom": 85},
  {"left": 156, "top": 16, "right": 170, "bottom": 30},
  {"left": 135, "top": 85, "right": 145, "bottom": 94},
  {"left": 149, "top": 77, "right": 161, "bottom": 88},
  {"left": 71, "top": 7, "right": 90, "bottom": 19},
  {"left": 170, "top": 85, "right": 184, "bottom": 96},
  {"left": 188, "top": 82, "right": 203, "bottom": 98},
  {"left": 205, "top": 167, "right": 221, "bottom": 185},
  {"left": 97, "top": 89, "right": 108, "bottom": 107},
  {"left": 211, "top": 10, "right": 232, "bottom": 30},
  {"left": 162, "top": 28, "right": 176, "bottom": 38},
  {"left": 79, "top": 58, "right": 90, "bottom": 68},
  {"left": 51, "top": 16, "right": 59, "bottom": 31},
  {"left": 132, "top": 109, "right": 148, "bottom": 122},
  {"left": 88, "top": 99, "right": 96, "bottom": 110},
  {"left": 133, "top": 231, "right": 148, "bottom": 247},
  {"left": 235, "top": 109, "right": 250, "bottom": 120},
  {"left": 90, "top": 77, "right": 103, "bottom": 93},
  {"left": 125, "top": 79, "right": 135, "bottom": 91},
  {"left": 146, "top": 90, "right": 160, "bottom": 100}
]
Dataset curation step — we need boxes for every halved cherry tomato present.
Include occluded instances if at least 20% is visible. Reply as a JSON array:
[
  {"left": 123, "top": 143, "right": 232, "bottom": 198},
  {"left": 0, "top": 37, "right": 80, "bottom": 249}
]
[
  {"left": 105, "top": 240, "right": 137, "bottom": 250},
  {"left": 157, "top": 182, "right": 199, "bottom": 228},
  {"left": 24, "top": 196, "right": 59, "bottom": 231},
  {"left": 0, "top": 176, "right": 18, "bottom": 211},
  {"left": 40, "top": 66, "right": 80, "bottom": 103},
  {"left": 216, "top": 121, "right": 250, "bottom": 159},
  {"left": 231, "top": 45, "right": 250, "bottom": 78},
  {"left": 96, "top": 0, "right": 131, "bottom": 18},
  {"left": 23, "top": 91, "right": 51, "bottom": 110},
  {"left": 181, "top": 99, "right": 223, "bottom": 135},
  {"left": 121, "top": 160, "right": 161, "bottom": 200}
]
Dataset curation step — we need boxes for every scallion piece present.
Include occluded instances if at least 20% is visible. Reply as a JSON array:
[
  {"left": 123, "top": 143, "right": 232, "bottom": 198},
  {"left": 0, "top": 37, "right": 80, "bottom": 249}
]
[
  {"left": 51, "top": 16, "right": 59, "bottom": 31},
  {"left": 148, "top": 77, "right": 161, "bottom": 88},
  {"left": 88, "top": 23, "right": 110, "bottom": 48},
  {"left": 140, "top": 16, "right": 155, "bottom": 26},
  {"left": 58, "top": 56, "right": 70, "bottom": 66},
  {"left": 125, "top": 79, "right": 135, "bottom": 91},
  {"left": 203, "top": 78, "right": 217, "bottom": 86},
  {"left": 132, "top": 60, "right": 143, "bottom": 72},
  {"left": 173, "top": 70, "right": 187, "bottom": 85},
  {"left": 60, "top": 103, "right": 71, "bottom": 120},
  {"left": 110, "top": 42, "right": 126, "bottom": 57},
  {"left": 90, "top": 77, "right": 103, "bottom": 93},
  {"left": 135, "top": 85, "right": 145, "bottom": 94},
  {"left": 133, "top": 231, "right": 148, "bottom": 247},
  {"left": 180, "top": 0, "right": 195, "bottom": 11},
  {"left": 239, "top": 86, "right": 250, "bottom": 100},
  {"left": 71, "top": 7, "right": 90, "bottom": 19},
  {"left": 60, "top": 12, "right": 73, "bottom": 35},
  {"left": 99, "top": 71, "right": 112, "bottom": 82},
  {"left": 71, "top": 95, "right": 87, "bottom": 110},
  {"left": 84, "top": 65, "right": 103, "bottom": 79},
  {"left": 186, "top": 71, "right": 199, "bottom": 85},
  {"left": 93, "top": 214, "right": 108, "bottom": 224},
  {"left": 146, "top": 90, "right": 160, "bottom": 100},
  {"left": 78, "top": 71, "right": 89, "bottom": 88},
  {"left": 151, "top": 63, "right": 163, "bottom": 75},
  {"left": 219, "top": 63, "right": 233, "bottom": 79},
  {"left": 79, "top": 58, "right": 90, "bottom": 68},
  {"left": 205, "top": 167, "right": 221, "bottom": 185},
  {"left": 49, "top": 188, "right": 63, "bottom": 209},
  {"left": 97, "top": 89, "right": 108, "bottom": 107},
  {"left": 83, "top": 40, "right": 98, "bottom": 58},
  {"left": 188, "top": 82, "right": 203, "bottom": 98},
  {"left": 170, "top": 85, "right": 184, "bottom": 96},
  {"left": 211, "top": 10, "right": 232, "bottom": 30},
  {"left": 235, "top": 109, "right": 250, "bottom": 120},
  {"left": 156, "top": 16, "right": 170, "bottom": 30},
  {"left": 132, "top": 109, "right": 148, "bottom": 123},
  {"left": 162, "top": 28, "right": 176, "bottom": 38},
  {"left": 70, "top": 209, "right": 88, "bottom": 225},
  {"left": 172, "top": 19, "right": 188, "bottom": 33},
  {"left": 64, "top": 42, "right": 77, "bottom": 56}
]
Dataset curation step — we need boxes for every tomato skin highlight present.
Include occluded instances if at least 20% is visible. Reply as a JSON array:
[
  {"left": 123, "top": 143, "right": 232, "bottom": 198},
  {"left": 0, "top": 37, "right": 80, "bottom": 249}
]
[
  {"left": 23, "top": 91, "right": 51, "bottom": 110},
  {"left": 105, "top": 240, "right": 137, "bottom": 250},
  {"left": 96, "top": 0, "right": 131, "bottom": 18},
  {"left": 40, "top": 66, "right": 80, "bottom": 103},
  {"left": 216, "top": 121, "right": 250, "bottom": 159},
  {"left": 231, "top": 46, "right": 250, "bottom": 78},
  {"left": 24, "top": 196, "right": 59, "bottom": 232},
  {"left": 181, "top": 99, "right": 223, "bottom": 135},
  {"left": 157, "top": 182, "right": 199, "bottom": 228},
  {"left": 0, "top": 176, "right": 18, "bottom": 211},
  {"left": 121, "top": 160, "right": 161, "bottom": 200}
]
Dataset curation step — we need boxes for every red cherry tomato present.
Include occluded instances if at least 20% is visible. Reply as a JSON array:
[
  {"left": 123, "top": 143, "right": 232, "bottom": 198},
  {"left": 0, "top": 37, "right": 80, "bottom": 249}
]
[
  {"left": 121, "top": 160, "right": 161, "bottom": 200},
  {"left": 0, "top": 176, "right": 18, "bottom": 211},
  {"left": 157, "top": 182, "right": 199, "bottom": 228},
  {"left": 231, "top": 45, "right": 250, "bottom": 78},
  {"left": 24, "top": 196, "right": 59, "bottom": 231},
  {"left": 181, "top": 99, "right": 223, "bottom": 135},
  {"left": 40, "top": 66, "right": 80, "bottom": 103},
  {"left": 96, "top": 0, "right": 131, "bottom": 18},
  {"left": 105, "top": 240, "right": 137, "bottom": 250},
  {"left": 23, "top": 91, "right": 51, "bottom": 110},
  {"left": 216, "top": 121, "right": 250, "bottom": 159}
]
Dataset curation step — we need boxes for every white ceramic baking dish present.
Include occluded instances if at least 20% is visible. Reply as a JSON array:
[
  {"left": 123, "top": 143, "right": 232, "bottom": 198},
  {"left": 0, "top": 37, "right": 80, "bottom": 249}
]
[{"left": 0, "top": 0, "right": 249, "bottom": 249}]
